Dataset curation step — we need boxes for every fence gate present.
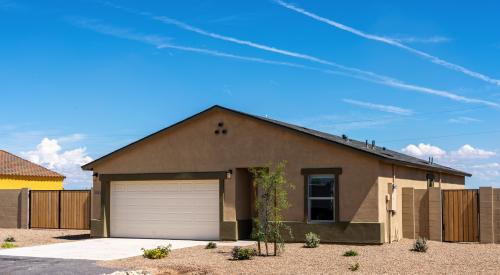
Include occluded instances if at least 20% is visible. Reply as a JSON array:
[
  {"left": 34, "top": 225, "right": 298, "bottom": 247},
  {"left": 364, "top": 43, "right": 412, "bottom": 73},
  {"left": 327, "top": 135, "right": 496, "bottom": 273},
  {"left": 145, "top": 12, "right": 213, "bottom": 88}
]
[
  {"left": 30, "top": 190, "right": 91, "bottom": 230},
  {"left": 442, "top": 190, "right": 479, "bottom": 242}
]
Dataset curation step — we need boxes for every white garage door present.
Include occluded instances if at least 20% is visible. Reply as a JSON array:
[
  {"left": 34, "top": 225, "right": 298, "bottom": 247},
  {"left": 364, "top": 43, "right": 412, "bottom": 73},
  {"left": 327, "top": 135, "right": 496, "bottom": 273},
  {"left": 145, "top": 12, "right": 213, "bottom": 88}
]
[{"left": 110, "top": 179, "right": 219, "bottom": 240}]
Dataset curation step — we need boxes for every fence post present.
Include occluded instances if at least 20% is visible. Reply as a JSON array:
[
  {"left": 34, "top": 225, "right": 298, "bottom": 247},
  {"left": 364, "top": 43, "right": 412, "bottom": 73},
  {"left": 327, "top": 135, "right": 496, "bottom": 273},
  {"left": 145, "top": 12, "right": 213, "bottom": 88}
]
[
  {"left": 428, "top": 187, "right": 442, "bottom": 241},
  {"left": 479, "top": 187, "right": 494, "bottom": 243}
]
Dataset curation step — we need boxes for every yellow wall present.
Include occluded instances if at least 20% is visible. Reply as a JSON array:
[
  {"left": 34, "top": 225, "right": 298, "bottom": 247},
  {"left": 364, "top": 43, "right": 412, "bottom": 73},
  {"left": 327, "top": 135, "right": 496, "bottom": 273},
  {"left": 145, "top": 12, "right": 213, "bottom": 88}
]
[{"left": 0, "top": 176, "right": 63, "bottom": 190}]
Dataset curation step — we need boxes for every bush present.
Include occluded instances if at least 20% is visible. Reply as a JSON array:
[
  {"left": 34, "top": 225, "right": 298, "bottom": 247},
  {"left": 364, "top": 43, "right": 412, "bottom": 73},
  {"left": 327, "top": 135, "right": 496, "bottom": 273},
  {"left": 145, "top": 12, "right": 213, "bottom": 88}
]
[
  {"left": 1, "top": 242, "right": 16, "bottom": 249},
  {"left": 304, "top": 232, "right": 320, "bottom": 248},
  {"left": 349, "top": 262, "right": 360, "bottom": 271},
  {"left": 4, "top": 236, "right": 15, "bottom": 243},
  {"left": 343, "top": 250, "right": 359, "bottom": 257},
  {"left": 231, "top": 246, "right": 256, "bottom": 260},
  {"left": 411, "top": 237, "right": 428, "bottom": 253},
  {"left": 142, "top": 245, "right": 172, "bottom": 259},
  {"left": 205, "top": 241, "right": 217, "bottom": 249}
]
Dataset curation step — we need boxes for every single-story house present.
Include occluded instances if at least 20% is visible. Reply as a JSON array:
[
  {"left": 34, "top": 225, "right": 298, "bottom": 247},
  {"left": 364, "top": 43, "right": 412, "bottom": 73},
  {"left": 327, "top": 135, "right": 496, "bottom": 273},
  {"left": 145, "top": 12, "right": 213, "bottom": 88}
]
[
  {"left": 82, "top": 105, "right": 470, "bottom": 243},
  {"left": 0, "top": 150, "right": 64, "bottom": 190}
]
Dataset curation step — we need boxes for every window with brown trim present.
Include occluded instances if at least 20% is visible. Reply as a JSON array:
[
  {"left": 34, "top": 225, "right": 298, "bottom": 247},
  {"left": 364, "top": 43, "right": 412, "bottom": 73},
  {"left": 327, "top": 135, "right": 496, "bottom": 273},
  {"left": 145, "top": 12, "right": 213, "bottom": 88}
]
[
  {"left": 308, "top": 175, "right": 335, "bottom": 222},
  {"left": 301, "top": 168, "right": 341, "bottom": 223}
]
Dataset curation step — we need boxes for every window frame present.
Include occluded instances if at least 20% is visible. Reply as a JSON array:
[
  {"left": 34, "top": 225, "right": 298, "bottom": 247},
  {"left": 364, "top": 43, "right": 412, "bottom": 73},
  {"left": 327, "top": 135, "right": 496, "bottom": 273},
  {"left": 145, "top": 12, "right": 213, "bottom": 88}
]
[
  {"left": 307, "top": 175, "right": 335, "bottom": 223},
  {"left": 301, "top": 168, "right": 341, "bottom": 224}
]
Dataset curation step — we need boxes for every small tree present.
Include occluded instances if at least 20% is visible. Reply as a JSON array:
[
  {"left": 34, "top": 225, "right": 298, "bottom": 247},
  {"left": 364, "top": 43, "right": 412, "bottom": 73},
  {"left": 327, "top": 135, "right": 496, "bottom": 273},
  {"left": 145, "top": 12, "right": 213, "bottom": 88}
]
[{"left": 250, "top": 161, "right": 294, "bottom": 256}]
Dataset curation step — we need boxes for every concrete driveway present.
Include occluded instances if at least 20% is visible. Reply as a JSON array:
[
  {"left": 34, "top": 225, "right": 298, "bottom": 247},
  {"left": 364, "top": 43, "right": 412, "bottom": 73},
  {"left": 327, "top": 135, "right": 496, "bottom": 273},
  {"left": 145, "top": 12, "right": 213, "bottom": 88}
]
[{"left": 0, "top": 238, "right": 254, "bottom": 261}]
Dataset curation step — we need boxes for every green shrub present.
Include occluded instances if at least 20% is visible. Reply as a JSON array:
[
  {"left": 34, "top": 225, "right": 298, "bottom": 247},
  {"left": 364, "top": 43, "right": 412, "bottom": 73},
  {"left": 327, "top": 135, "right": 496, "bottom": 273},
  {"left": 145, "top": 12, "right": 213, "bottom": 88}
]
[
  {"left": 205, "top": 241, "right": 217, "bottom": 249},
  {"left": 411, "top": 237, "right": 428, "bottom": 253},
  {"left": 304, "top": 232, "right": 320, "bottom": 248},
  {"left": 1, "top": 242, "right": 16, "bottom": 249},
  {"left": 4, "top": 236, "right": 15, "bottom": 243},
  {"left": 142, "top": 245, "right": 172, "bottom": 259},
  {"left": 231, "top": 246, "right": 256, "bottom": 260},
  {"left": 343, "top": 250, "right": 359, "bottom": 257},
  {"left": 349, "top": 262, "right": 360, "bottom": 271}
]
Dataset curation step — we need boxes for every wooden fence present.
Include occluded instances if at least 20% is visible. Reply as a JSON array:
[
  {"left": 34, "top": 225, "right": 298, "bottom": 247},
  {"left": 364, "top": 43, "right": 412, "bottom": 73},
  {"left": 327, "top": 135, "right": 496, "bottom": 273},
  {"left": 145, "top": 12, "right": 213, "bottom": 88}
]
[
  {"left": 30, "top": 190, "right": 91, "bottom": 230},
  {"left": 442, "top": 189, "right": 479, "bottom": 242}
]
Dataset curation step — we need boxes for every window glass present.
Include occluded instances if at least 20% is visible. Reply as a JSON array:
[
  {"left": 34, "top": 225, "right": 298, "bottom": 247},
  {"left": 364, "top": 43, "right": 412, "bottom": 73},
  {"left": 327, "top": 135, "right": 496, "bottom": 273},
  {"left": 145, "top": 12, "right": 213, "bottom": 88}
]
[
  {"left": 309, "top": 176, "right": 334, "bottom": 197},
  {"left": 310, "top": 199, "right": 334, "bottom": 221}
]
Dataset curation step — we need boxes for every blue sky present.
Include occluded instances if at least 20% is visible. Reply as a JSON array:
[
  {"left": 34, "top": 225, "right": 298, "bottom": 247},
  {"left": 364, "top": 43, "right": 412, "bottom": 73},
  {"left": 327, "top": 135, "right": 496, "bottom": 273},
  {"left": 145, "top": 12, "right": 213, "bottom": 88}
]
[{"left": 1, "top": 0, "right": 500, "bottom": 188}]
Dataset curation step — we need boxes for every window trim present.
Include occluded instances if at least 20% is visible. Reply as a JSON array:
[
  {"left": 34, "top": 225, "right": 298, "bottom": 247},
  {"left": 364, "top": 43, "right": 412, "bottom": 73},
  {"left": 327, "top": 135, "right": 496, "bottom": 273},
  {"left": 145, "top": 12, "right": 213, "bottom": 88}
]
[{"left": 301, "top": 168, "right": 341, "bottom": 224}]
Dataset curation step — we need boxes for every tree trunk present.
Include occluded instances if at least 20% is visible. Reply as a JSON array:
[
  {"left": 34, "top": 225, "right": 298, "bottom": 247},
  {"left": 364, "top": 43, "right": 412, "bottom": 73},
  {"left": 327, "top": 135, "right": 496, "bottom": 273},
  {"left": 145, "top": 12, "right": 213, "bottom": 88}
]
[{"left": 274, "top": 186, "right": 277, "bottom": 256}]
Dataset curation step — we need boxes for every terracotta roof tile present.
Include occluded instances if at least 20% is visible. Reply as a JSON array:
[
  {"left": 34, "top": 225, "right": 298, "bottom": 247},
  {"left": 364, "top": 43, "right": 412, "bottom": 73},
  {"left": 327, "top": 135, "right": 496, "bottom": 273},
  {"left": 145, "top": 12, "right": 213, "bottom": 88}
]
[{"left": 0, "top": 150, "right": 65, "bottom": 178}]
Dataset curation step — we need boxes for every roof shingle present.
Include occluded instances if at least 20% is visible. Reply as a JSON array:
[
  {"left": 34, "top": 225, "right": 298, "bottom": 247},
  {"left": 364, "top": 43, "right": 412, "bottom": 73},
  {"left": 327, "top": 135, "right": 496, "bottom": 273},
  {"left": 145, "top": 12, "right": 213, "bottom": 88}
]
[{"left": 0, "top": 150, "right": 65, "bottom": 178}]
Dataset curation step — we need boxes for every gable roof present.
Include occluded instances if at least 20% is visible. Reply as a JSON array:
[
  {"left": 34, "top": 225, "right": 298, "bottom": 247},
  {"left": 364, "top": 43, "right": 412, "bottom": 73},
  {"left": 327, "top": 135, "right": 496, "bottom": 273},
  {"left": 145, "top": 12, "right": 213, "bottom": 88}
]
[
  {"left": 82, "top": 105, "right": 471, "bottom": 177},
  {"left": 0, "top": 150, "right": 65, "bottom": 179}
]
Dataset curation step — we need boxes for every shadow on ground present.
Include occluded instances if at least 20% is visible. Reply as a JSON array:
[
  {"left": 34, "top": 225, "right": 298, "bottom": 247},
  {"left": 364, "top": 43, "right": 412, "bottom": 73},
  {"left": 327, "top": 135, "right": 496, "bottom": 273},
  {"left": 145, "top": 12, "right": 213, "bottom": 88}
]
[{"left": 53, "top": 233, "right": 91, "bottom": 240}]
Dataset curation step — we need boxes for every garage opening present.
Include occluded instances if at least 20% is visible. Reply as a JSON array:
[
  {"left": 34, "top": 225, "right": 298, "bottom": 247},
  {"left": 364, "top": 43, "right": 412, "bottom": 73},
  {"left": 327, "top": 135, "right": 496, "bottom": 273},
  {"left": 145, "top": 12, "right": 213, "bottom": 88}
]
[{"left": 110, "top": 179, "right": 219, "bottom": 240}]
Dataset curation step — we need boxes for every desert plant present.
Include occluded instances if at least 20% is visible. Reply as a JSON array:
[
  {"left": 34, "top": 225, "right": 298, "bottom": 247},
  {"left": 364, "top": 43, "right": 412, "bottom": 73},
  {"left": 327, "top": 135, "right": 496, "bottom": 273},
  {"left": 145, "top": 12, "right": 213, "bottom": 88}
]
[
  {"left": 141, "top": 245, "right": 172, "bottom": 259},
  {"left": 1, "top": 242, "right": 16, "bottom": 249},
  {"left": 4, "top": 236, "right": 15, "bottom": 243},
  {"left": 205, "top": 241, "right": 217, "bottom": 249},
  {"left": 343, "top": 250, "right": 359, "bottom": 257},
  {"left": 411, "top": 237, "right": 428, "bottom": 252},
  {"left": 349, "top": 262, "right": 360, "bottom": 271},
  {"left": 249, "top": 161, "right": 294, "bottom": 256},
  {"left": 304, "top": 232, "right": 320, "bottom": 248},
  {"left": 231, "top": 246, "right": 256, "bottom": 260}
]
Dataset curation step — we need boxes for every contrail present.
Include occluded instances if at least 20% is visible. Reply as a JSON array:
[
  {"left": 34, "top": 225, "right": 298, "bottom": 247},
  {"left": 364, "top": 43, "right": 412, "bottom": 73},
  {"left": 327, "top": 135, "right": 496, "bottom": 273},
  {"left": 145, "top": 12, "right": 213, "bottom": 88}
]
[
  {"left": 274, "top": 0, "right": 500, "bottom": 86},
  {"left": 75, "top": 10, "right": 500, "bottom": 108}
]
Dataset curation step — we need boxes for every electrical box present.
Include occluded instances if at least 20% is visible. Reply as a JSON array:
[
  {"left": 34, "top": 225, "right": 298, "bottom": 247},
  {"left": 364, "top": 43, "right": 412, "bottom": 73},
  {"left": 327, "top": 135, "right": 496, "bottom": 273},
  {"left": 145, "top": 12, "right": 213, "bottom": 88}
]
[{"left": 389, "top": 185, "right": 397, "bottom": 212}]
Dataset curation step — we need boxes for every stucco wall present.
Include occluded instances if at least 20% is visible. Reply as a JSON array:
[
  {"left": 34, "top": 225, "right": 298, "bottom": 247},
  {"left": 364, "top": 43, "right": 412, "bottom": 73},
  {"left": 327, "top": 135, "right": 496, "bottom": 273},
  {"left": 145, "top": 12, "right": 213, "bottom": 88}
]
[
  {"left": 0, "top": 176, "right": 63, "bottom": 190},
  {"left": 378, "top": 163, "right": 464, "bottom": 242},
  {"left": 90, "top": 109, "right": 381, "bottom": 225},
  {"left": 0, "top": 188, "right": 29, "bottom": 228}
]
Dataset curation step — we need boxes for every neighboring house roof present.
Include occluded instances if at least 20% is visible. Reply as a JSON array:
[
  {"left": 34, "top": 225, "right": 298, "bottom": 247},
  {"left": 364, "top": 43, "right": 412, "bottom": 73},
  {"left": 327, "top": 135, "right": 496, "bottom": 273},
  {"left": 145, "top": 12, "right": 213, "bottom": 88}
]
[
  {"left": 82, "top": 105, "right": 471, "bottom": 177},
  {"left": 0, "top": 150, "right": 65, "bottom": 179}
]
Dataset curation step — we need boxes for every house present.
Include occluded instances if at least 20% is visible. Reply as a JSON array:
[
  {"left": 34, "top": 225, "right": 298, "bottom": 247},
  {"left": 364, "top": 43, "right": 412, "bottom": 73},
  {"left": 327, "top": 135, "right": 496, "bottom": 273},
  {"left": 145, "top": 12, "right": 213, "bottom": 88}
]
[
  {"left": 0, "top": 150, "right": 64, "bottom": 190},
  {"left": 82, "top": 105, "right": 470, "bottom": 243}
]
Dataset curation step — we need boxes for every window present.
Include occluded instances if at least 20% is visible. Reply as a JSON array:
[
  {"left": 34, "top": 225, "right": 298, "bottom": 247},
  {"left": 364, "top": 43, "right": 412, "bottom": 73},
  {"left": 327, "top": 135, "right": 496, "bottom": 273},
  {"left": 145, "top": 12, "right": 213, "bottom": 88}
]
[
  {"left": 308, "top": 175, "right": 335, "bottom": 222},
  {"left": 426, "top": 173, "right": 435, "bottom": 187}
]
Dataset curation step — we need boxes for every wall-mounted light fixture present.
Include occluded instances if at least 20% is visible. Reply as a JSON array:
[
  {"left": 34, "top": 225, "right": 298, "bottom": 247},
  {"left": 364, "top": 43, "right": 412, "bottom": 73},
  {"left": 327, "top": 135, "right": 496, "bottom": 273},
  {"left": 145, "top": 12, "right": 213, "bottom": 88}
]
[{"left": 226, "top": 169, "right": 233, "bottom": 179}]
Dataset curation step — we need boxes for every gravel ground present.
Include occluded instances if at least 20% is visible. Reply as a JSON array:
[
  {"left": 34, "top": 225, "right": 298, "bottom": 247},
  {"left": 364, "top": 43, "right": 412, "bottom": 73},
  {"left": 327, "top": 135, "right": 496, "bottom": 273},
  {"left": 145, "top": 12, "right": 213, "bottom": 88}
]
[
  {"left": 0, "top": 229, "right": 90, "bottom": 248},
  {"left": 100, "top": 239, "right": 500, "bottom": 274}
]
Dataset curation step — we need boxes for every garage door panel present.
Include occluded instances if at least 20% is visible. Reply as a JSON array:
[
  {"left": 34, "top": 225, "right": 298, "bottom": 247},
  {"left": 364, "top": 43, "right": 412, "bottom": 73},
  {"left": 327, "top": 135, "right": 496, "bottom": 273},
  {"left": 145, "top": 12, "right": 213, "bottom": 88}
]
[{"left": 110, "top": 180, "right": 219, "bottom": 240}]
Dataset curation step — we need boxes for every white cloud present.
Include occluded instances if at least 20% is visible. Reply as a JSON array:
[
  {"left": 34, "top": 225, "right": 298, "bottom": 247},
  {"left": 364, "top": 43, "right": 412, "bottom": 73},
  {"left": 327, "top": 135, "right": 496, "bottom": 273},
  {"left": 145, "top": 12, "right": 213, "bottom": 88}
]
[
  {"left": 449, "top": 144, "right": 496, "bottom": 159},
  {"left": 342, "top": 99, "right": 413, "bottom": 115},
  {"left": 402, "top": 143, "right": 495, "bottom": 161},
  {"left": 448, "top": 117, "right": 482, "bottom": 124},
  {"left": 401, "top": 143, "right": 447, "bottom": 159},
  {"left": 22, "top": 137, "right": 93, "bottom": 189}
]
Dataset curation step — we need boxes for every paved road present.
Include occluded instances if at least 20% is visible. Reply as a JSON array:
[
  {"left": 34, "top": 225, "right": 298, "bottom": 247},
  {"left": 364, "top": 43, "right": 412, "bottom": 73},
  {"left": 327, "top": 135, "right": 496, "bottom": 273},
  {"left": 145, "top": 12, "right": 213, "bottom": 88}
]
[{"left": 0, "top": 256, "right": 118, "bottom": 275}]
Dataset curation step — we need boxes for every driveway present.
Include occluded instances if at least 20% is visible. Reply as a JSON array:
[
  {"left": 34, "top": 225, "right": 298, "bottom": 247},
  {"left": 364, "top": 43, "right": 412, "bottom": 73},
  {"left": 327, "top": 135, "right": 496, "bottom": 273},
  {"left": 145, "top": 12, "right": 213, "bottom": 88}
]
[{"left": 0, "top": 238, "right": 254, "bottom": 261}]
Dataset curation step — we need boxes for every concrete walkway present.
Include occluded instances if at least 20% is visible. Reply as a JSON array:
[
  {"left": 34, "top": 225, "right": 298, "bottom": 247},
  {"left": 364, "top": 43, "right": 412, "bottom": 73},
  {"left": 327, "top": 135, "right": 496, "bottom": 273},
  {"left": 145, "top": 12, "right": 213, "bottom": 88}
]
[{"left": 0, "top": 238, "right": 254, "bottom": 261}]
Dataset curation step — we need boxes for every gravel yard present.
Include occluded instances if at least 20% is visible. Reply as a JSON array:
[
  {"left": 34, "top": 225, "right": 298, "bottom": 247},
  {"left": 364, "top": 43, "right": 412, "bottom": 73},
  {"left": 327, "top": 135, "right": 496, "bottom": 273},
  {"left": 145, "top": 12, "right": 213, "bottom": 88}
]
[
  {"left": 100, "top": 239, "right": 500, "bottom": 275},
  {"left": 0, "top": 229, "right": 90, "bottom": 248}
]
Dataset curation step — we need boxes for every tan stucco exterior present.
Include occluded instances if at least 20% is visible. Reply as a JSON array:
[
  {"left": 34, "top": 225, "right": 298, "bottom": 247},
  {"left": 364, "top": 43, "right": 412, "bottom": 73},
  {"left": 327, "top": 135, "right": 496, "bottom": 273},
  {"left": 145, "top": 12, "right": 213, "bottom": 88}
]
[
  {"left": 86, "top": 107, "right": 467, "bottom": 243},
  {"left": 378, "top": 163, "right": 465, "bottom": 242}
]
